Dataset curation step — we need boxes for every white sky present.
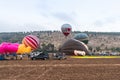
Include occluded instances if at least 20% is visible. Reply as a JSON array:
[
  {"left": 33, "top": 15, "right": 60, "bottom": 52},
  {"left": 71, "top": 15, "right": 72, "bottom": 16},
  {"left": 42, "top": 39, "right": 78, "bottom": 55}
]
[{"left": 0, "top": 0, "right": 120, "bottom": 32}]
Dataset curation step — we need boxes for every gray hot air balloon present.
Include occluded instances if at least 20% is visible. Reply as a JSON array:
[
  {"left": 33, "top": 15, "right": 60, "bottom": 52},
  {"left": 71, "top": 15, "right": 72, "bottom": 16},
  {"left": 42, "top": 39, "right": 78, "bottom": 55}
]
[
  {"left": 59, "top": 39, "right": 90, "bottom": 55},
  {"left": 61, "top": 24, "right": 72, "bottom": 37},
  {"left": 74, "top": 33, "right": 89, "bottom": 44}
]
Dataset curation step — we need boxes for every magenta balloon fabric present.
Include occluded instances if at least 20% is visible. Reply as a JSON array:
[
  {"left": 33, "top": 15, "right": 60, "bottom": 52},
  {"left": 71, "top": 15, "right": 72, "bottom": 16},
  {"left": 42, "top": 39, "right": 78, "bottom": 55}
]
[{"left": 0, "top": 42, "right": 19, "bottom": 54}]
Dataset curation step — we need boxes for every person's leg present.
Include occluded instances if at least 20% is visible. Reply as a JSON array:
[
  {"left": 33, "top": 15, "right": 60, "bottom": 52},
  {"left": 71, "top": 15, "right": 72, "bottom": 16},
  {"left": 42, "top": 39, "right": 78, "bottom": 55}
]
[{"left": 20, "top": 55, "right": 23, "bottom": 60}]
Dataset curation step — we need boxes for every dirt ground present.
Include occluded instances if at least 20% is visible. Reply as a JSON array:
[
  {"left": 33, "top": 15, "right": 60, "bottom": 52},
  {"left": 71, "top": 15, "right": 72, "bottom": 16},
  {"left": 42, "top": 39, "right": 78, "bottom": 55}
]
[{"left": 0, "top": 56, "right": 120, "bottom": 80}]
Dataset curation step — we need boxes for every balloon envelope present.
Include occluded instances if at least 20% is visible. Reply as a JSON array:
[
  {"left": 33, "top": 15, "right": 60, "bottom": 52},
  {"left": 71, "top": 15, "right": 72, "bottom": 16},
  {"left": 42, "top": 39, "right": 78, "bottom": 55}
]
[
  {"left": 74, "top": 33, "right": 89, "bottom": 44},
  {"left": 59, "top": 39, "right": 90, "bottom": 55},
  {"left": 17, "top": 44, "right": 32, "bottom": 54},
  {"left": 61, "top": 24, "right": 72, "bottom": 37},
  {"left": 22, "top": 35, "right": 40, "bottom": 50},
  {"left": 6, "top": 43, "right": 19, "bottom": 53},
  {"left": 0, "top": 42, "right": 19, "bottom": 54}
]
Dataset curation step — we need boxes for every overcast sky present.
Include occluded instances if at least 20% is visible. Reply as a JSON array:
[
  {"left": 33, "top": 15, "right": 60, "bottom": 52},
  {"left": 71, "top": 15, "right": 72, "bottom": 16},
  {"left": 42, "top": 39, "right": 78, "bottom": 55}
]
[{"left": 0, "top": 0, "right": 120, "bottom": 32}]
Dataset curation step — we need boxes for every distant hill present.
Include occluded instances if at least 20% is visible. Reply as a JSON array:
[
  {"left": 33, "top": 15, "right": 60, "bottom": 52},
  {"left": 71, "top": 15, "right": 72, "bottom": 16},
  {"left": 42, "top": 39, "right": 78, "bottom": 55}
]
[{"left": 0, "top": 31, "right": 120, "bottom": 52}]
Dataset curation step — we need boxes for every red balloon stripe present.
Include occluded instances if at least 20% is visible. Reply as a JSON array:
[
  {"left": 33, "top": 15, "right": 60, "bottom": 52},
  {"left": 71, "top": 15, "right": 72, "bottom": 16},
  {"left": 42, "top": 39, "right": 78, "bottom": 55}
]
[
  {"left": 25, "top": 37, "right": 38, "bottom": 49},
  {"left": 24, "top": 40, "right": 36, "bottom": 49},
  {"left": 28, "top": 35, "right": 39, "bottom": 47},
  {"left": 67, "top": 28, "right": 71, "bottom": 31},
  {"left": 63, "top": 32, "right": 70, "bottom": 36}
]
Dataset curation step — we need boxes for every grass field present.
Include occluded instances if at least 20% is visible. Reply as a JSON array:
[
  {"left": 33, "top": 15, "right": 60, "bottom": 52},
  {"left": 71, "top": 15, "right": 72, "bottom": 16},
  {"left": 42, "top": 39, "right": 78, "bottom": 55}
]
[{"left": 0, "top": 56, "right": 120, "bottom": 80}]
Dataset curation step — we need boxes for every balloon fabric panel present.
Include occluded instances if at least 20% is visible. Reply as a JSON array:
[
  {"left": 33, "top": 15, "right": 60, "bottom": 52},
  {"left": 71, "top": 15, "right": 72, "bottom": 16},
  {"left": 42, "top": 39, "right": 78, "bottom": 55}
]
[
  {"left": 0, "top": 42, "right": 19, "bottom": 54},
  {"left": 25, "top": 37, "right": 38, "bottom": 49},
  {"left": 22, "top": 35, "right": 40, "bottom": 50},
  {"left": 16, "top": 44, "right": 32, "bottom": 54}
]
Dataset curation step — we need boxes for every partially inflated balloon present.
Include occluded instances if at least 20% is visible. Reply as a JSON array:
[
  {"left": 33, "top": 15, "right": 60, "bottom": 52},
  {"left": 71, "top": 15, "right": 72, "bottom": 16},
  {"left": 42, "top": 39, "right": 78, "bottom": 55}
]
[
  {"left": 6, "top": 43, "right": 19, "bottom": 53},
  {"left": 0, "top": 42, "right": 19, "bottom": 54},
  {"left": 59, "top": 39, "right": 89, "bottom": 55},
  {"left": 25, "top": 46, "right": 32, "bottom": 53},
  {"left": 22, "top": 35, "right": 40, "bottom": 50},
  {"left": 61, "top": 24, "right": 72, "bottom": 37},
  {"left": 17, "top": 44, "right": 32, "bottom": 54},
  {"left": 74, "top": 33, "right": 89, "bottom": 44},
  {"left": 0, "top": 42, "right": 33, "bottom": 55}
]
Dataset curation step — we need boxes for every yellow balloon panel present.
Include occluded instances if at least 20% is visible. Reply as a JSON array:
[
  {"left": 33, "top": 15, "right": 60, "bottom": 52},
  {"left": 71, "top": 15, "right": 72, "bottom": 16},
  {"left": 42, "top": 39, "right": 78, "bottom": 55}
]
[
  {"left": 25, "top": 46, "right": 32, "bottom": 53},
  {"left": 17, "top": 44, "right": 32, "bottom": 54}
]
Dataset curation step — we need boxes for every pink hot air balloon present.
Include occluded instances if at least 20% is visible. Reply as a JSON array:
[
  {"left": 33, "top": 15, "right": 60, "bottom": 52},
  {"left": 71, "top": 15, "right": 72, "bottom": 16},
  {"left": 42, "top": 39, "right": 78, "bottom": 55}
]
[
  {"left": 0, "top": 44, "right": 5, "bottom": 54},
  {"left": 61, "top": 24, "right": 72, "bottom": 37},
  {"left": 22, "top": 35, "right": 40, "bottom": 50},
  {"left": 6, "top": 43, "right": 19, "bottom": 53},
  {"left": 0, "top": 42, "right": 19, "bottom": 54}
]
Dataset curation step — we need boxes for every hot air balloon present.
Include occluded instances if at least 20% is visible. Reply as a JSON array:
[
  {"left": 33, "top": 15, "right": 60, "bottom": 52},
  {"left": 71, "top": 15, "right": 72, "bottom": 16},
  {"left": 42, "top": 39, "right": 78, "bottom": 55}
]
[
  {"left": 0, "top": 35, "right": 40, "bottom": 60},
  {"left": 0, "top": 42, "right": 19, "bottom": 54},
  {"left": 74, "top": 33, "right": 89, "bottom": 44},
  {"left": 16, "top": 44, "right": 32, "bottom": 54},
  {"left": 61, "top": 24, "right": 72, "bottom": 37},
  {"left": 22, "top": 35, "right": 40, "bottom": 50},
  {"left": 0, "top": 35, "right": 40, "bottom": 55},
  {"left": 59, "top": 39, "right": 90, "bottom": 55}
]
